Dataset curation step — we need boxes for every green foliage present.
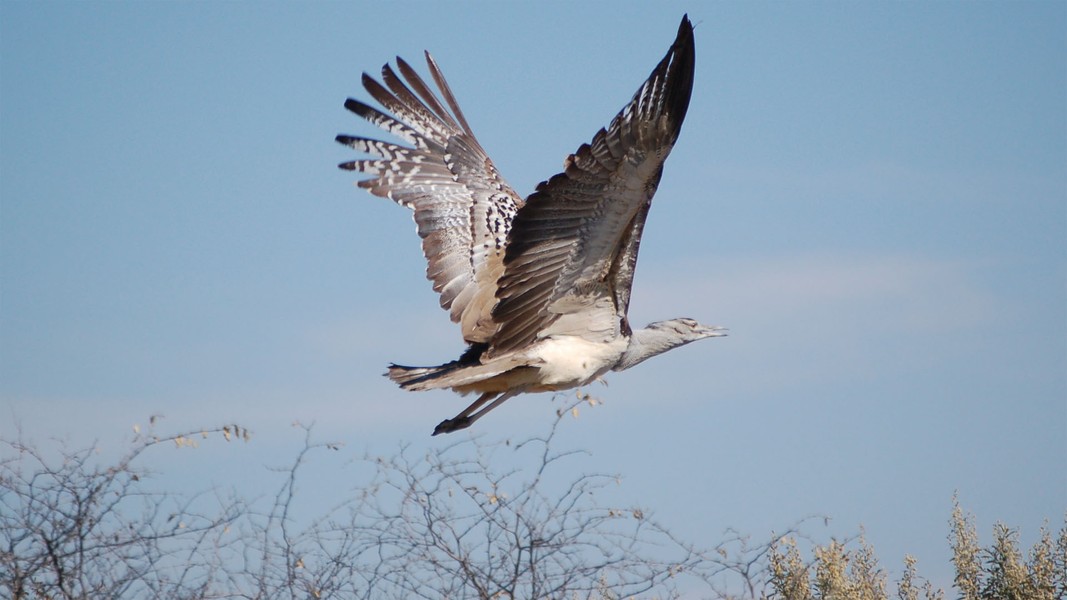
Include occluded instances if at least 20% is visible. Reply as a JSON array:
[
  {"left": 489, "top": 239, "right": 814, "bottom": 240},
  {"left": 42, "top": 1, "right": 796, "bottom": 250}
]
[
  {"left": 767, "top": 497, "right": 1065, "bottom": 600},
  {"left": 950, "top": 497, "right": 1066, "bottom": 600},
  {"left": 768, "top": 536, "right": 918, "bottom": 600}
]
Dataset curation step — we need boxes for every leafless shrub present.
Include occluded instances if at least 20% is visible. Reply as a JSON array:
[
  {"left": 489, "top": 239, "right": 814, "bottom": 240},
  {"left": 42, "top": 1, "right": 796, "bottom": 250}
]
[
  {"left": 0, "top": 421, "right": 248, "bottom": 600},
  {"left": 1, "top": 398, "right": 792, "bottom": 599},
  {"left": 231, "top": 396, "right": 793, "bottom": 599}
]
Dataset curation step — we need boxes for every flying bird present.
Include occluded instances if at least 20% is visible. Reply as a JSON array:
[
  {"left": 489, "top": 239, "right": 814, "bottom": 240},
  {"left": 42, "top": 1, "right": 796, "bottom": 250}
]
[{"left": 336, "top": 15, "right": 724, "bottom": 435}]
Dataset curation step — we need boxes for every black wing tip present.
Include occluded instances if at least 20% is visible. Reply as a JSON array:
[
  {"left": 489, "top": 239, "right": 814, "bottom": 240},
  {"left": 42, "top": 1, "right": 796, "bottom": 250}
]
[
  {"left": 679, "top": 14, "right": 698, "bottom": 41},
  {"left": 671, "top": 14, "right": 696, "bottom": 72},
  {"left": 664, "top": 14, "right": 697, "bottom": 136},
  {"left": 335, "top": 134, "right": 361, "bottom": 163},
  {"left": 343, "top": 97, "right": 364, "bottom": 113},
  {"left": 396, "top": 55, "right": 415, "bottom": 72}
]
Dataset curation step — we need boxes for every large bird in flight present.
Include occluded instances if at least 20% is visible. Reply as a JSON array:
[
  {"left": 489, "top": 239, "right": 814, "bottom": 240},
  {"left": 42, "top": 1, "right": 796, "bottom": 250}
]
[{"left": 336, "top": 15, "right": 724, "bottom": 435}]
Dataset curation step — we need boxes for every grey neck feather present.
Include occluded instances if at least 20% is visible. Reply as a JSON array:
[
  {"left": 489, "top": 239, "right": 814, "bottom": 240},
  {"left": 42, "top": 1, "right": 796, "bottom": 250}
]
[{"left": 612, "top": 318, "right": 725, "bottom": 372}]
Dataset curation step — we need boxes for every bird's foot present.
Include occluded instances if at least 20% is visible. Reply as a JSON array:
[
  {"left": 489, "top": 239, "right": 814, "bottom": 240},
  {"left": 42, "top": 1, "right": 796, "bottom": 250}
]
[{"left": 432, "top": 417, "right": 472, "bottom": 436}]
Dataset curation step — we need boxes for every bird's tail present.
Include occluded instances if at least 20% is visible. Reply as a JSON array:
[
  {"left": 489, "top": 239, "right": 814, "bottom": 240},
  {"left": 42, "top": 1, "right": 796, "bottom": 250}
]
[
  {"left": 387, "top": 363, "right": 456, "bottom": 389},
  {"left": 386, "top": 344, "right": 529, "bottom": 392},
  {"left": 386, "top": 343, "right": 489, "bottom": 391}
]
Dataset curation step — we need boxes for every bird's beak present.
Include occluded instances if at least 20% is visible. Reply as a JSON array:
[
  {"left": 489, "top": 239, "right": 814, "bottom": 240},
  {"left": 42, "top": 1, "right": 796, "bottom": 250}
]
[{"left": 699, "top": 325, "right": 728, "bottom": 338}]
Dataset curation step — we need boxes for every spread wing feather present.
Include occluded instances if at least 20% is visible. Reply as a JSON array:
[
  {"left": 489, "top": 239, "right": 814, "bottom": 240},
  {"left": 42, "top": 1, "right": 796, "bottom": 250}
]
[
  {"left": 336, "top": 53, "right": 523, "bottom": 344},
  {"left": 490, "top": 16, "right": 695, "bottom": 355}
]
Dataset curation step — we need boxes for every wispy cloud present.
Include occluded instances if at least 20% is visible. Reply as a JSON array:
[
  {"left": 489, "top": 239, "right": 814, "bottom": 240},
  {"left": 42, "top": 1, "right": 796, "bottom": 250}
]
[
  {"left": 624, "top": 252, "right": 999, "bottom": 397},
  {"left": 635, "top": 252, "right": 996, "bottom": 333}
]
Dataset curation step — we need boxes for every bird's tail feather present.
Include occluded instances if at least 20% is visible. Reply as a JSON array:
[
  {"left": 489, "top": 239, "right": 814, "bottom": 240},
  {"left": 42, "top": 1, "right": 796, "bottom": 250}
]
[
  {"left": 387, "top": 363, "right": 456, "bottom": 389},
  {"left": 386, "top": 349, "right": 531, "bottom": 392},
  {"left": 387, "top": 343, "right": 488, "bottom": 390}
]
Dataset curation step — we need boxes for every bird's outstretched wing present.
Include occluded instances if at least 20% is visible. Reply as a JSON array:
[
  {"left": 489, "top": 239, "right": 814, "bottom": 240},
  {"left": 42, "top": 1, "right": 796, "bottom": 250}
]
[
  {"left": 489, "top": 16, "right": 696, "bottom": 355},
  {"left": 336, "top": 53, "right": 523, "bottom": 344}
]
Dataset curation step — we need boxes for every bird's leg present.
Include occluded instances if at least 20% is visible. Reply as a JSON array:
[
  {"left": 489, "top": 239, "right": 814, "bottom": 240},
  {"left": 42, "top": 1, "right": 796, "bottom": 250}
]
[
  {"left": 433, "top": 392, "right": 495, "bottom": 436},
  {"left": 432, "top": 390, "right": 520, "bottom": 436}
]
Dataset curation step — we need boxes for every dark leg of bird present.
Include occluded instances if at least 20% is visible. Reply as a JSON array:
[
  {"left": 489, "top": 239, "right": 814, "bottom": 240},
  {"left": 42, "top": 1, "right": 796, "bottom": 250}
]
[
  {"left": 432, "top": 390, "right": 519, "bottom": 436},
  {"left": 433, "top": 391, "right": 496, "bottom": 436}
]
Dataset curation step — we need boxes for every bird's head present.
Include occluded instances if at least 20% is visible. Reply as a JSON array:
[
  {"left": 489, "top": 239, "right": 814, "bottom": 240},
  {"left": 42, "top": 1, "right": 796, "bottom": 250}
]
[
  {"left": 613, "top": 317, "right": 726, "bottom": 371},
  {"left": 645, "top": 317, "right": 727, "bottom": 342}
]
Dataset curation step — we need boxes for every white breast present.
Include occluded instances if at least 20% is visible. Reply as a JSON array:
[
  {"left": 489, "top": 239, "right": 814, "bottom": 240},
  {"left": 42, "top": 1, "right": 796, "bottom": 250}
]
[{"left": 528, "top": 335, "right": 628, "bottom": 389}]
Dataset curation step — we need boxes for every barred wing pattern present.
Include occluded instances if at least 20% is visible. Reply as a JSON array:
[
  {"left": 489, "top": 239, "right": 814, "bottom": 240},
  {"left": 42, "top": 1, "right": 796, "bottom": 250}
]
[
  {"left": 489, "top": 16, "right": 696, "bottom": 355},
  {"left": 336, "top": 53, "right": 524, "bottom": 344}
]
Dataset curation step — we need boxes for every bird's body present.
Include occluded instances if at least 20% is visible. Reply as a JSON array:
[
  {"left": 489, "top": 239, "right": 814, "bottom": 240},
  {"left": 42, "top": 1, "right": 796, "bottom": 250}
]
[
  {"left": 387, "top": 336, "right": 625, "bottom": 394},
  {"left": 527, "top": 335, "right": 630, "bottom": 390},
  {"left": 471, "top": 335, "right": 629, "bottom": 395},
  {"left": 337, "top": 15, "right": 725, "bottom": 435}
]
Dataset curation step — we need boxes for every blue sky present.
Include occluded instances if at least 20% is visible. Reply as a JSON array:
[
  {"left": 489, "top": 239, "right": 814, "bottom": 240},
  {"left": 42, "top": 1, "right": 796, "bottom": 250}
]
[{"left": 2, "top": 0, "right": 1064, "bottom": 591}]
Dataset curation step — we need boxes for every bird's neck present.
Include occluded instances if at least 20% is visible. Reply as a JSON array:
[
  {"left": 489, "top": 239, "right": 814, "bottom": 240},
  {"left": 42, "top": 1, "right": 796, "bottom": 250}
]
[{"left": 613, "top": 326, "right": 693, "bottom": 371}]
